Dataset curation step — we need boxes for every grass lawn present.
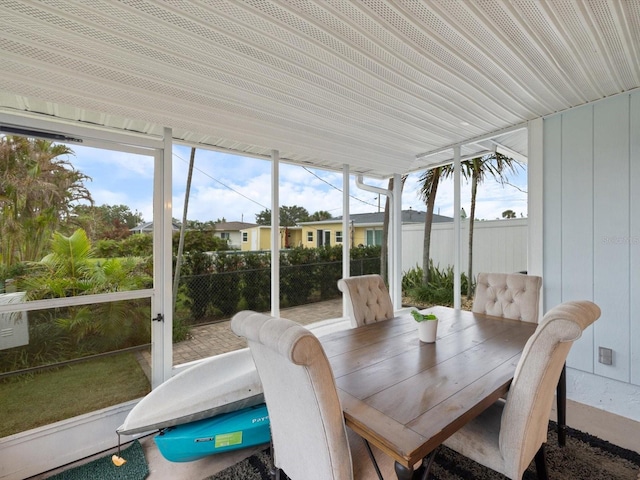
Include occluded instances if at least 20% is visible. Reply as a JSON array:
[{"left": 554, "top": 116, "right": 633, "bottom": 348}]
[{"left": 0, "top": 353, "right": 150, "bottom": 438}]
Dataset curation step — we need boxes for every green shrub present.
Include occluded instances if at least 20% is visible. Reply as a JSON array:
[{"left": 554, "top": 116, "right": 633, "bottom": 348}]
[
  {"left": 121, "top": 233, "right": 153, "bottom": 256},
  {"left": 173, "top": 230, "right": 229, "bottom": 253},
  {"left": 94, "top": 239, "right": 120, "bottom": 257},
  {"left": 241, "top": 252, "right": 271, "bottom": 311},
  {"left": 183, "top": 252, "right": 213, "bottom": 320},
  {"left": 403, "top": 262, "right": 471, "bottom": 307},
  {"left": 210, "top": 252, "right": 242, "bottom": 316},
  {"left": 316, "top": 245, "right": 342, "bottom": 299},
  {"left": 402, "top": 265, "right": 423, "bottom": 292}
]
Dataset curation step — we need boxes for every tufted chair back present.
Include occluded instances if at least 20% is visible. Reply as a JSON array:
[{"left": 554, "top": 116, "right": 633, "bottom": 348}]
[
  {"left": 231, "top": 311, "right": 353, "bottom": 480},
  {"left": 337, "top": 274, "right": 395, "bottom": 327},
  {"left": 443, "top": 300, "right": 601, "bottom": 479},
  {"left": 472, "top": 272, "right": 542, "bottom": 323}
]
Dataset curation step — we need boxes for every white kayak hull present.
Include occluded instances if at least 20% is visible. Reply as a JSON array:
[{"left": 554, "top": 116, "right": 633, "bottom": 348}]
[{"left": 118, "top": 348, "right": 263, "bottom": 435}]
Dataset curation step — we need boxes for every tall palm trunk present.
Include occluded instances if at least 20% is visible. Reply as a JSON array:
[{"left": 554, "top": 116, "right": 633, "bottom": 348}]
[
  {"left": 467, "top": 170, "right": 479, "bottom": 297},
  {"left": 173, "top": 147, "right": 196, "bottom": 310},
  {"left": 381, "top": 175, "right": 407, "bottom": 283},
  {"left": 422, "top": 168, "right": 441, "bottom": 284}
]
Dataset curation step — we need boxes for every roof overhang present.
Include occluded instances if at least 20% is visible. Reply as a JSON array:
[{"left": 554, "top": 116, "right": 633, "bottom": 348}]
[{"left": 1, "top": 1, "right": 639, "bottom": 177}]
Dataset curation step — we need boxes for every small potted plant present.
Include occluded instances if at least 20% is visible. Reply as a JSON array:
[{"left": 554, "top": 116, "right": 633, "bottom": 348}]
[{"left": 411, "top": 309, "right": 438, "bottom": 343}]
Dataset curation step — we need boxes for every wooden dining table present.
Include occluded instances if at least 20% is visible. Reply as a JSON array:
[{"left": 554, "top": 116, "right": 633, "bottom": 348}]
[{"left": 318, "top": 306, "right": 537, "bottom": 480}]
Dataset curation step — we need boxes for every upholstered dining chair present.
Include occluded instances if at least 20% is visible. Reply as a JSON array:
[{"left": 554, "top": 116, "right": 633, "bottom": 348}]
[
  {"left": 230, "top": 311, "right": 383, "bottom": 480},
  {"left": 472, "top": 272, "right": 542, "bottom": 323},
  {"left": 431, "top": 300, "right": 601, "bottom": 480},
  {"left": 337, "top": 274, "right": 394, "bottom": 327},
  {"left": 471, "top": 272, "right": 573, "bottom": 447}
]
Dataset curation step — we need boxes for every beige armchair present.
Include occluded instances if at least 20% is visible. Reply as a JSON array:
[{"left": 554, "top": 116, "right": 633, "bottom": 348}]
[
  {"left": 472, "top": 272, "right": 542, "bottom": 323},
  {"left": 231, "top": 311, "right": 382, "bottom": 480},
  {"left": 337, "top": 274, "right": 394, "bottom": 327},
  {"left": 435, "top": 300, "right": 601, "bottom": 480}
]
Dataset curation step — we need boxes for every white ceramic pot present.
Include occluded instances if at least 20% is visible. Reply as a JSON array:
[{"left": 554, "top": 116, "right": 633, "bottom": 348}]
[{"left": 417, "top": 319, "right": 438, "bottom": 343}]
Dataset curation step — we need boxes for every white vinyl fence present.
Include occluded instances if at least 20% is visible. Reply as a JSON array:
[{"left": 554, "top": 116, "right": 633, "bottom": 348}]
[{"left": 402, "top": 218, "right": 528, "bottom": 281}]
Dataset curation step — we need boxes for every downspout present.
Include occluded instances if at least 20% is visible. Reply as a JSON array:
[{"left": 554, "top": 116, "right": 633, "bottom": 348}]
[{"left": 392, "top": 174, "right": 402, "bottom": 308}]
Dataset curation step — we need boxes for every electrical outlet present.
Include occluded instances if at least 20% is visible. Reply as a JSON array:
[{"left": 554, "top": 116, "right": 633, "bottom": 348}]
[{"left": 598, "top": 347, "right": 613, "bottom": 365}]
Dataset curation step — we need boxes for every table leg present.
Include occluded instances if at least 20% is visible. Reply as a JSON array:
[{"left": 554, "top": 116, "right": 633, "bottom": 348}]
[
  {"left": 557, "top": 363, "right": 567, "bottom": 446},
  {"left": 394, "top": 461, "right": 414, "bottom": 480}
]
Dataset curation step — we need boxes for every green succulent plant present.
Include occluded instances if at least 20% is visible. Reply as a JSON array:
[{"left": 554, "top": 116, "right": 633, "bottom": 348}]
[{"left": 411, "top": 309, "right": 437, "bottom": 322}]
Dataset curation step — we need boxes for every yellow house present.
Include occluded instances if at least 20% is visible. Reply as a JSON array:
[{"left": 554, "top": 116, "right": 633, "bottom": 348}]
[
  {"left": 240, "top": 225, "right": 303, "bottom": 251},
  {"left": 241, "top": 210, "right": 449, "bottom": 251}
]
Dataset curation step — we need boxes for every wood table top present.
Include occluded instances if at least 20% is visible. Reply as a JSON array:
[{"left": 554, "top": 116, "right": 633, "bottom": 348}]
[{"left": 318, "top": 306, "right": 537, "bottom": 470}]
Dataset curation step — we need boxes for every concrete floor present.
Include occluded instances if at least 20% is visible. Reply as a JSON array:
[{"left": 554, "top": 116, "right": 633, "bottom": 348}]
[
  {"left": 33, "top": 298, "right": 640, "bottom": 479},
  {"left": 34, "top": 397, "right": 640, "bottom": 480}
]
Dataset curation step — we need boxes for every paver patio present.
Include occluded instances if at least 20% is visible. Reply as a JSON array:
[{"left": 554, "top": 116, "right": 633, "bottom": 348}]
[{"left": 172, "top": 298, "right": 344, "bottom": 365}]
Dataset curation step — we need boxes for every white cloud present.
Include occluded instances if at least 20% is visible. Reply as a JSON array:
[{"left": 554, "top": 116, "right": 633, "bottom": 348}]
[{"left": 66, "top": 144, "right": 528, "bottom": 224}]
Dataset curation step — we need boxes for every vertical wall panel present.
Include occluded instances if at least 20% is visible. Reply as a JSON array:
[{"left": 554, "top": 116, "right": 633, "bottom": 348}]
[
  {"left": 593, "top": 96, "right": 630, "bottom": 382},
  {"left": 560, "top": 105, "right": 595, "bottom": 370},
  {"left": 543, "top": 115, "right": 563, "bottom": 311},
  {"left": 630, "top": 92, "right": 640, "bottom": 386},
  {"left": 544, "top": 93, "right": 640, "bottom": 385}
]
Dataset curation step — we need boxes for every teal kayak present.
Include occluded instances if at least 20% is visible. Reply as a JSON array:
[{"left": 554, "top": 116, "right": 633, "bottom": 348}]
[{"left": 154, "top": 403, "right": 270, "bottom": 462}]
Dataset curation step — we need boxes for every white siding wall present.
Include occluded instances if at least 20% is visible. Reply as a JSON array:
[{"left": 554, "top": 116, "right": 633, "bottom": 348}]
[
  {"left": 402, "top": 218, "right": 528, "bottom": 278},
  {"left": 543, "top": 91, "right": 640, "bottom": 421}
]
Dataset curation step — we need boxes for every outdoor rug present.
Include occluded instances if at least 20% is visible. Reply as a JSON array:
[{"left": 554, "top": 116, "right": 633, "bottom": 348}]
[
  {"left": 204, "top": 422, "right": 640, "bottom": 480},
  {"left": 48, "top": 440, "right": 148, "bottom": 480}
]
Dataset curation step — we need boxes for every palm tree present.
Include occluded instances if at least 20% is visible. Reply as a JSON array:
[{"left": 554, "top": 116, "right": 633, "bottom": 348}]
[
  {"left": 418, "top": 165, "right": 453, "bottom": 283},
  {"left": 0, "top": 136, "right": 92, "bottom": 268},
  {"left": 463, "top": 153, "right": 522, "bottom": 296},
  {"left": 24, "top": 229, "right": 151, "bottom": 350}
]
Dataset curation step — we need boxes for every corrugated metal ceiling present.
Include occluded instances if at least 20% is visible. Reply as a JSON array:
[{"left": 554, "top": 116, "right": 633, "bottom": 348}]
[{"left": 0, "top": 0, "right": 638, "bottom": 177}]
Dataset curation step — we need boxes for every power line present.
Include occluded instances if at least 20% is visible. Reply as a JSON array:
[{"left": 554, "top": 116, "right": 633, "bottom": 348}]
[
  {"left": 173, "top": 151, "right": 379, "bottom": 212},
  {"left": 172, "top": 151, "right": 270, "bottom": 211},
  {"left": 302, "top": 167, "right": 379, "bottom": 209}
]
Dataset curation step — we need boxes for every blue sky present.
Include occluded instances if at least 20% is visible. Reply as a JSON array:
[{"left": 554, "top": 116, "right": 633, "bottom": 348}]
[{"left": 67, "top": 143, "right": 528, "bottom": 225}]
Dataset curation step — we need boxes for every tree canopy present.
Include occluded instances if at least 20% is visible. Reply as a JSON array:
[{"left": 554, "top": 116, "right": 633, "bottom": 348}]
[
  {"left": 308, "top": 210, "right": 332, "bottom": 221},
  {"left": 0, "top": 136, "right": 92, "bottom": 268},
  {"left": 255, "top": 205, "right": 317, "bottom": 226},
  {"left": 70, "top": 204, "right": 144, "bottom": 240}
]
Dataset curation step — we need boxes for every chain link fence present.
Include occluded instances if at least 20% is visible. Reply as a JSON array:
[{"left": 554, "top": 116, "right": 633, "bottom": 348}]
[{"left": 176, "top": 256, "right": 380, "bottom": 326}]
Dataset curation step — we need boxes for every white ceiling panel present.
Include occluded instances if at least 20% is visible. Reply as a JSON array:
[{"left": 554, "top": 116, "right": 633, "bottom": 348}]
[{"left": 0, "top": 0, "right": 638, "bottom": 177}]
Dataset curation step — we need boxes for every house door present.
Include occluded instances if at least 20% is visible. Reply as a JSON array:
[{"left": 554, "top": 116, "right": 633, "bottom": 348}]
[{"left": 316, "top": 229, "right": 331, "bottom": 247}]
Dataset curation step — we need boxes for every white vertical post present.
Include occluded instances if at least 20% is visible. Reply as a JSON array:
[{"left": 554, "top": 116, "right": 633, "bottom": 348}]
[
  {"left": 453, "top": 145, "right": 462, "bottom": 310},
  {"left": 342, "top": 165, "right": 350, "bottom": 318},
  {"left": 528, "top": 118, "right": 544, "bottom": 316},
  {"left": 528, "top": 118, "right": 544, "bottom": 277},
  {"left": 152, "top": 127, "right": 173, "bottom": 387},
  {"left": 271, "top": 150, "right": 280, "bottom": 317}
]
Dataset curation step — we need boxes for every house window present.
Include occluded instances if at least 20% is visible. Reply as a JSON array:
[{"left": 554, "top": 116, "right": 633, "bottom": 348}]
[
  {"left": 336, "top": 231, "right": 343, "bottom": 243},
  {"left": 307, "top": 231, "right": 313, "bottom": 242},
  {"left": 242, "top": 232, "right": 248, "bottom": 242},
  {"left": 366, "top": 229, "right": 382, "bottom": 246},
  {"left": 220, "top": 232, "right": 230, "bottom": 240}
]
